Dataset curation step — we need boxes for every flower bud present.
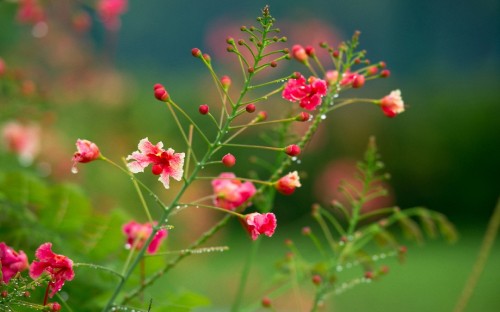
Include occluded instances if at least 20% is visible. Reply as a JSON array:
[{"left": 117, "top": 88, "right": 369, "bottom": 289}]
[
  {"left": 153, "top": 83, "right": 163, "bottom": 90},
  {"left": 295, "top": 112, "right": 311, "bottom": 122},
  {"left": 284, "top": 144, "right": 300, "bottom": 156},
  {"left": 198, "top": 104, "right": 209, "bottom": 115},
  {"left": 50, "top": 302, "right": 62, "bottom": 311},
  {"left": 226, "top": 37, "right": 234, "bottom": 44},
  {"left": 222, "top": 153, "right": 236, "bottom": 167},
  {"left": 380, "top": 69, "right": 390, "bottom": 78},
  {"left": 154, "top": 88, "right": 169, "bottom": 102},
  {"left": 270, "top": 61, "right": 278, "bottom": 68},
  {"left": 367, "top": 66, "right": 378, "bottom": 76},
  {"left": 312, "top": 275, "right": 322, "bottom": 286},
  {"left": 245, "top": 103, "right": 256, "bottom": 113},
  {"left": 305, "top": 45, "right": 315, "bottom": 56},
  {"left": 262, "top": 297, "right": 272, "bottom": 308},
  {"left": 220, "top": 75, "right": 231, "bottom": 89},
  {"left": 301, "top": 226, "right": 311, "bottom": 235},
  {"left": 191, "top": 48, "right": 201, "bottom": 57},
  {"left": 257, "top": 111, "right": 267, "bottom": 121},
  {"left": 378, "top": 61, "right": 387, "bottom": 69},
  {"left": 352, "top": 74, "right": 365, "bottom": 88},
  {"left": 203, "top": 53, "right": 211, "bottom": 62},
  {"left": 291, "top": 44, "right": 308, "bottom": 62},
  {"left": 0, "top": 57, "right": 5, "bottom": 76},
  {"left": 364, "top": 271, "right": 374, "bottom": 279}
]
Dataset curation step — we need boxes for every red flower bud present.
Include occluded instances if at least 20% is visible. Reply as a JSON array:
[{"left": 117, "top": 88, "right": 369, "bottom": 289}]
[
  {"left": 262, "top": 297, "right": 272, "bottom": 308},
  {"left": 198, "top": 104, "right": 209, "bottom": 115},
  {"left": 203, "top": 53, "right": 211, "bottom": 62},
  {"left": 312, "top": 275, "right": 322, "bottom": 286},
  {"left": 222, "top": 153, "right": 236, "bottom": 167},
  {"left": 301, "top": 226, "right": 311, "bottom": 235},
  {"left": 352, "top": 74, "right": 365, "bottom": 88},
  {"left": 191, "top": 48, "right": 201, "bottom": 57},
  {"left": 305, "top": 45, "right": 315, "bottom": 56},
  {"left": 154, "top": 88, "right": 169, "bottom": 101},
  {"left": 50, "top": 302, "right": 62, "bottom": 311},
  {"left": 257, "top": 111, "right": 267, "bottom": 121},
  {"left": 364, "top": 271, "right": 374, "bottom": 279},
  {"left": 380, "top": 69, "right": 390, "bottom": 78},
  {"left": 295, "top": 112, "right": 311, "bottom": 122},
  {"left": 246, "top": 104, "right": 256, "bottom": 113},
  {"left": 291, "top": 44, "right": 308, "bottom": 62},
  {"left": 284, "top": 144, "right": 300, "bottom": 156},
  {"left": 220, "top": 75, "right": 231, "bottom": 89}
]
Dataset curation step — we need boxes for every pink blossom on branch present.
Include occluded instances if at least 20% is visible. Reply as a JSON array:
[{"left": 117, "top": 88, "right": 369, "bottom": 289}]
[
  {"left": 282, "top": 74, "right": 328, "bottom": 110},
  {"left": 29, "top": 243, "right": 74, "bottom": 298},
  {"left": 126, "top": 138, "right": 185, "bottom": 189},
  {"left": 243, "top": 212, "right": 277, "bottom": 240},
  {"left": 0, "top": 243, "right": 29, "bottom": 284},
  {"left": 275, "top": 171, "right": 301, "bottom": 195},
  {"left": 122, "top": 221, "right": 167, "bottom": 254},
  {"left": 212, "top": 173, "right": 256, "bottom": 211},
  {"left": 379, "top": 89, "right": 405, "bottom": 118}
]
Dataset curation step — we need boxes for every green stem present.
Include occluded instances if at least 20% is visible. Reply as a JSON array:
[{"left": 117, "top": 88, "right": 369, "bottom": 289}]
[
  {"left": 74, "top": 263, "right": 124, "bottom": 281},
  {"left": 229, "top": 117, "right": 296, "bottom": 129},
  {"left": 231, "top": 238, "right": 262, "bottom": 312},
  {"left": 454, "top": 197, "right": 500, "bottom": 312}
]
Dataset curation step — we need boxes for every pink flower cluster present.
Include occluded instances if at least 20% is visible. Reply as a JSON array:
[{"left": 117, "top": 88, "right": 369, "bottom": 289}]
[
  {"left": 29, "top": 243, "right": 75, "bottom": 298},
  {"left": 282, "top": 74, "right": 328, "bottom": 110},
  {"left": 122, "top": 221, "right": 167, "bottom": 254},
  {"left": 325, "top": 70, "right": 365, "bottom": 88},
  {"left": 1, "top": 243, "right": 74, "bottom": 298},
  {"left": 127, "top": 138, "right": 185, "bottom": 189},
  {"left": 0, "top": 243, "right": 29, "bottom": 283},
  {"left": 212, "top": 173, "right": 256, "bottom": 210}
]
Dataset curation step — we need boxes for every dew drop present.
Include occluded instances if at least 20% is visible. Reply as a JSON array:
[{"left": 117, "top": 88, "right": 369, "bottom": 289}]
[
  {"left": 291, "top": 156, "right": 297, "bottom": 161},
  {"left": 296, "top": 159, "right": 301, "bottom": 164},
  {"left": 336, "top": 265, "right": 343, "bottom": 272},
  {"left": 125, "top": 243, "right": 131, "bottom": 250},
  {"left": 320, "top": 114, "right": 326, "bottom": 120},
  {"left": 71, "top": 166, "right": 78, "bottom": 174}
]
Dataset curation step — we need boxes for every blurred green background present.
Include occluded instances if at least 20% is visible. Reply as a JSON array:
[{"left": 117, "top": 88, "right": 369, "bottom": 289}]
[{"left": 1, "top": 0, "right": 499, "bottom": 311}]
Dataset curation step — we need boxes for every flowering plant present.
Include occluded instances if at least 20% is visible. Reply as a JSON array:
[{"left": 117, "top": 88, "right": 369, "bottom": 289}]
[{"left": 0, "top": 4, "right": 470, "bottom": 312}]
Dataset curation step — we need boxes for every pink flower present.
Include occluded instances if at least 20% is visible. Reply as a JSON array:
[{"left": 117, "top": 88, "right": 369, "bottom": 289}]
[
  {"left": 291, "top": 44, "right": 308, "bottom": 62},
  {"left": 29, "top": 243, "right": 74, "bottom": 298},
  {"left": 0, "top": 243, "right": 29, "bottom": 284},
  {"left": 16, "top": 0, "right": 45, "bottom": 24},
  {"left": 282, "top": 74, "right": 328, "bottom": 110},
  {"left": 122, "top": 221, "right": 167, "bottom": 254},
  {"left": 212, "top": 173, "right": 256, "bottom": 211},
  {"left": 126, "top": 138, "right": 185, "bottom": 189},
  {"left": 72, "top": 139, "right": 100, "bottom": 164},
  {"left": 97, "top": 0, "right": 128, "bottom": 31},
  {"left": 243, "top": 213, "right": 277, "bottom": 240},
  {"left": 275, "top": 171, "right": 301, "bottom": 195},
  {"left": 379, "top": 90, "right": 405, "bottom": 118},
  {"left": 1, "top": 121, "right": 40, "bottom": 165}
]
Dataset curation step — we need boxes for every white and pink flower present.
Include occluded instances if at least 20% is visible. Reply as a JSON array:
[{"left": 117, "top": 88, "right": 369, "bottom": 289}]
[
  {"left": 379, "top": 89, "right": 405, "bottom": 118},
  {"left": 275, "top": 171, "right": 301, "bottom": 195},
  {"left": 243, "top": 212, "right": 277, "bottom": 240},
  {"left": 126, "top": 138, "right": 185, "bottom": 189}
]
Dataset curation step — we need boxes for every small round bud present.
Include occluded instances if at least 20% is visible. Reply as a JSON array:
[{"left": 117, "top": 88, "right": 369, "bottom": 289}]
[
  {"left": 262, "top": 297, "right": 272, "bottom": 308},
  {"left": 280, "top": 36, "right": 287, "bottom": 42},
  {"left": 249, "top": 26, "right": 255, "bottom": 31},
  {"left": 273, "top": 36, "right": 279, "bottom": 42},
  {"left": 301, "top": 226, "right": 311, "bottom": 235},
  {"left": 226, "top": 37, "right": 234, "bottom": 44},
  {"left": 222, "top": 153, "right": 236, "bottom": 167},
  {"left": 1, "top": 290, "right": 8, "bottom": 298},
  {"left": 378, "top": 61, "right": 387, "bottom": 69},
  {"left": 226, "top": 46, "right": 234, "bottom": 52},
  {"left": 380, "top": 69, "right": 390, "bottom": 78},
  {"left": 291, "top": 44, "right": 308, "bottom": 62},
  {"left": 367, "top": 66, "right": 378, "bottom": 76},
  {"left": 257, "top": 111, "right": 267, "bottom": 121},
  {"left": 270, "top": 61, "right": 278, "bottom": 68},
  {"left": 305, "top": 46, "right": 315, "bottom": 56},
  {"left": 191, "top": 48, "right": 201, "bottom": 57},
  {"left": 220, "top": 75, "right": 231, "bottom": 89},
  {"left": 283, "top": 48, "right": 290, "bottom": 54},
  {"left": 24, "top": 291, "right": 30, "bottom": 297},
  {"left": 248, "top": 67, "right": 254, "bottom": 73},
  {"left": 246, "top": 104, "right": 256, "bottom": 113},
  {"left": 50, "top": 302, "right": 62, "bottom": 312},
  {"left": 198, "top": 104, "right": 209, "bottom": 115},
  {"left": 332, "top": 50, "right": 339, "bottom": 58},
  {"left": 284, "top": 144, "right": 300, "bottom": 156},
  {"left": 203, "top": 53, "right": 211, "bottom": 62},
  {"left": 319, "top": 41, "right": 328, "bottom": 48},
  {"left": 154, "top": 88, "right": 169, "bottom": 102},
  {"left": 295, "top": 112, "right": 311, "bottom": 122},
  {"left": 364, "top": 271, "right": 374, "bottom": 279},
  {"left": 352, "top": 75, "right": 365, "bottom": 88},
  {"left": 238, "top": 39, "right": 245, "bottom": 46},
  {"left": 284, "top": 239, "right": 293, "bottom": 247},
  {"left": 380, "top": 265, "right": 389, "bottom": 275},
  {"left": 311, "top": 203, "right": 320, "bottom": 215},
  {"left": 399, "top": 245, "right": 408, "bottom": 254},
  {"left": 285, "top": 251, "right": 294, "bottom": 260},
  {"left": 240, "top": 26, "right": 247, "bottom": 31},
  {"left": 312, "top": 275, "right": 322, "bottom": 286},
  {"left": 354, "top": 58, "right": 361, "bottom": 64},
  {"left": 292, "top": 71, "right": 301, "bottom": 79}
]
